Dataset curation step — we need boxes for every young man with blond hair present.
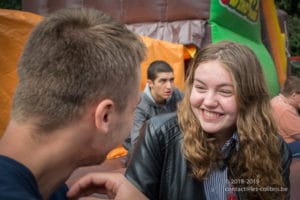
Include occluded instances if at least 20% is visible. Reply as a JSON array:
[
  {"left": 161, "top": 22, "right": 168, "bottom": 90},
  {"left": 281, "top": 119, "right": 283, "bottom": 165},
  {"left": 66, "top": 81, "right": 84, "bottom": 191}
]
[{"left": 0, "top": 7, "right": 147, "bottom": 200}]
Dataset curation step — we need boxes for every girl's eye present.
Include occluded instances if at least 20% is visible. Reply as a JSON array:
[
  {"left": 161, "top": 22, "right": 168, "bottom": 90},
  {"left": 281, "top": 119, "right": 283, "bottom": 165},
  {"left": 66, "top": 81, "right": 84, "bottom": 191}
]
[
  {"left": 195, "top": 85, "right": 206, "bottom": 92},
  {"left": 219, "top": 90, "right": 233, "bottom": 96}
]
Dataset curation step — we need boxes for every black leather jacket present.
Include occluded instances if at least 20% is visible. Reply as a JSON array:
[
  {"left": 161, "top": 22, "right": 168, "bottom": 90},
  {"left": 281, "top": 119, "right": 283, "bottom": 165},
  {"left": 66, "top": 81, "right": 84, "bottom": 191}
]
[{"left": 125, "top": 112, "right": 292, "bottom": 200}]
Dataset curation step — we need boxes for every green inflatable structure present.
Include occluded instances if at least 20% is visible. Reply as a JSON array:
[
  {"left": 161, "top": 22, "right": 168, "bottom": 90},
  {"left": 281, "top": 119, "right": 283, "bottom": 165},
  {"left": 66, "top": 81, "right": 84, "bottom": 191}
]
[{"left": 210, "top": 0, "right": 280, "bottom": 96}]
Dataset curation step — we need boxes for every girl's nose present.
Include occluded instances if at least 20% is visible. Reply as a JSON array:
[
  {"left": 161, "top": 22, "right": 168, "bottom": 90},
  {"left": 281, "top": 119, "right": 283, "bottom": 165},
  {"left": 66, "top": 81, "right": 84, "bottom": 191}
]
[{"left": 203, "top": 91, "right": 218, "bottom": 107}]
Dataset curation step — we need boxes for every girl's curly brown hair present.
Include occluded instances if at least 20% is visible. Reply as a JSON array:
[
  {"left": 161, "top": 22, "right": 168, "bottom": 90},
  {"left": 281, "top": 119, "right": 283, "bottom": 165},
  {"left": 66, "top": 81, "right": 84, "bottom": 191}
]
[{"left": 178, "top": 41, "right": 287, "bottom": 199}]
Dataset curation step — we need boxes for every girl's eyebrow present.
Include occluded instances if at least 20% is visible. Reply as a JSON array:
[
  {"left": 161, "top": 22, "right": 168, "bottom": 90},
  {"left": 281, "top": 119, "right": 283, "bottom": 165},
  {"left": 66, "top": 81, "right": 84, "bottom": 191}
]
[
  {"left": 193, "top": 78, "right": 234, "bottom": 88},
  {"left": 193, "top": 78, "right": 204, "bottom": 84}
]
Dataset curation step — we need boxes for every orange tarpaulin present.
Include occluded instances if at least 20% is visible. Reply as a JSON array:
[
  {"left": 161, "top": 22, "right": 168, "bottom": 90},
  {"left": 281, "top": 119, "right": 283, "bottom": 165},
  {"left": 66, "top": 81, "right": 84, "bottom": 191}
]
[
  {"left": 139, "top": 35, "right": 185, "bottom": 91},
  {"left": 0, "top": 9, "right": 42, "bottom": 137},
  {"left": 0, "top": 9, "right": 186, "bottom": 159}
]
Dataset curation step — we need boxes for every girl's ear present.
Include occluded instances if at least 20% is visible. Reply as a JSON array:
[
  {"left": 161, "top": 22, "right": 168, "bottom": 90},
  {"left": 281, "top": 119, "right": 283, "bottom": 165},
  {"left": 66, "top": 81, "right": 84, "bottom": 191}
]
[{"left": 94, "top": 99, "right": 114, "bottom": 134}]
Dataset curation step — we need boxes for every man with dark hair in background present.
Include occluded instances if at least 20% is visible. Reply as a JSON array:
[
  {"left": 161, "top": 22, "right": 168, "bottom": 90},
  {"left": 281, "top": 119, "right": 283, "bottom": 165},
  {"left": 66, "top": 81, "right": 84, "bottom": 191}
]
[{"left": 124, "top": 60, "right": 183, "bottom": 162}]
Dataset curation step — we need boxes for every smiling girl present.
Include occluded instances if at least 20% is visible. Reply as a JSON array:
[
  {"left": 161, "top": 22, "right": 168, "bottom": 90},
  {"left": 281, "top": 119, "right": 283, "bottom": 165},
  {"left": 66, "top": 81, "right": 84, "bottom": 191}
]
[{"left": 126, "top": 41, "right": 291, "bottom": 200}]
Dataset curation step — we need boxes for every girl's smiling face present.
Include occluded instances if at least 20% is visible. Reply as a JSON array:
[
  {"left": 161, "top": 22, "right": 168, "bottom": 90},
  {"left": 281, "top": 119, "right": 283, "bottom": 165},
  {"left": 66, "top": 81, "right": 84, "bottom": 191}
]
[{"left": 190, "top": 60, "right": 238, "bottom": 144}]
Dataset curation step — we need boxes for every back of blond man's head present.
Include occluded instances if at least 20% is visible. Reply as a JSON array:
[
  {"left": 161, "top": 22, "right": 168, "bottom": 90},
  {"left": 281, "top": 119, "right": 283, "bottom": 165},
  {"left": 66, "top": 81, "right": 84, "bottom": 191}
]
[{"left": 11, "top": 7, "right": 146, "bottom": 131}]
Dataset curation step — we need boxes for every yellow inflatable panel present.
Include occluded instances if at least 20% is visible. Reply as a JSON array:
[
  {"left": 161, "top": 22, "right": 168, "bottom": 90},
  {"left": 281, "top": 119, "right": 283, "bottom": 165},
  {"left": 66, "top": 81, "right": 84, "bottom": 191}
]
[{"left": 261, "top": 1, "right": 287, "bottom": 87}]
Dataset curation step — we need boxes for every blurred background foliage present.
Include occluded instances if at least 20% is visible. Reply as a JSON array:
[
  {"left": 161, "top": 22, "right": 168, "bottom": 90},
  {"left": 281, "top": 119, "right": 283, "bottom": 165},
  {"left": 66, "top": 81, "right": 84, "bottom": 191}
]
[
  {"left": 0, "top": 0, "right": 21, "bottom": 10},
  {"left": 0, "top": 0, "right": 299, "bottom": 56},
  {"left": 275, "top": 0, "right": 300, "bottom": 56}
]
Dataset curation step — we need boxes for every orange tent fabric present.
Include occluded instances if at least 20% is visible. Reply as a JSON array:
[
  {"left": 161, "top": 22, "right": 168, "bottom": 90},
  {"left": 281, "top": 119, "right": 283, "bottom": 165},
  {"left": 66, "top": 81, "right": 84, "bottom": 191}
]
[
  {"left": 139, "top": 35, "right": 185, "bottom": 91},
  {"left": 0, "top": 9, "right": 42, "bottom": 137}
]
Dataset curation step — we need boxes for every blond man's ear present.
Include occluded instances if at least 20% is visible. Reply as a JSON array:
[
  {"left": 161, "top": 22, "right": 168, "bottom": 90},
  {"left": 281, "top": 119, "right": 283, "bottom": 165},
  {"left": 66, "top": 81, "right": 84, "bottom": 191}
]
[{"left": 94, "top": 99, "right": 114, "bottom": 134}]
